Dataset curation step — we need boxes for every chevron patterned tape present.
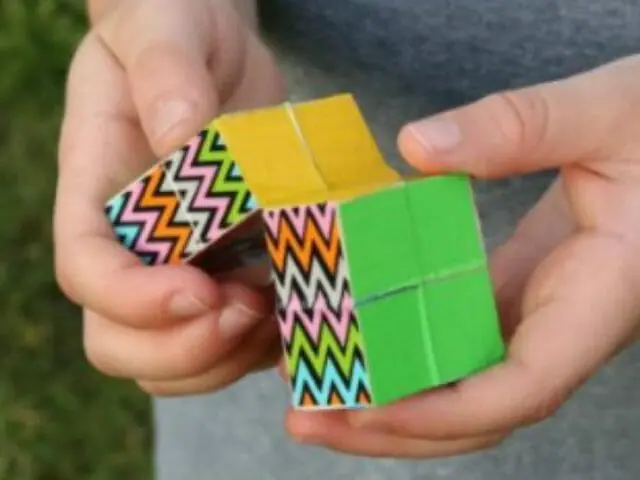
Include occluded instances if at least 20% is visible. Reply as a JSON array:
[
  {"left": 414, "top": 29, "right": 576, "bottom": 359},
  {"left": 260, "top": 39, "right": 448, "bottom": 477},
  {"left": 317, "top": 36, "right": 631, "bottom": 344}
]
[
  {"left": 105, "top": 123, "right": 260, "bottom": 270},
  {"left": 264, "top": 202, "right": 372, "bottom": 409},
  {"left": 164, "top": 127, "right": 257, "bottom": 246},
  {"left": 105, "top": 164, "right": 201, "bottom": 265}
]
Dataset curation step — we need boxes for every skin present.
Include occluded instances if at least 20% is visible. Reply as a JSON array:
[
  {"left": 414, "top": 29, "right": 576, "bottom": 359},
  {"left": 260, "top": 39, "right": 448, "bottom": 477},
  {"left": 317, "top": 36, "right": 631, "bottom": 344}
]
[
  {"left": 56, "top": 0, "right": 285, "bottom": 396},
  {"left": 55, "top": 0, "right": 640, "bottom": 460}
]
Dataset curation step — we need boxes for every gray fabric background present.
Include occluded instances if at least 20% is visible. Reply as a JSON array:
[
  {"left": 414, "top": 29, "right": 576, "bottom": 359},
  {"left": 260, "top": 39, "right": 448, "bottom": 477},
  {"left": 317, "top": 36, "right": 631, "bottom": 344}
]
[{"left": 155, "top": 1, "right": 640, "bottom": 478}]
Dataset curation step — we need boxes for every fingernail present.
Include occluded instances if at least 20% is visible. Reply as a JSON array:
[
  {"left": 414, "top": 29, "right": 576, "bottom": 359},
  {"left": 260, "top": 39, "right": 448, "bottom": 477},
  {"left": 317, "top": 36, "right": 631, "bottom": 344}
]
[
  {"left": 150, "top": 98, "right": 195, "bottom": 140},
  {"left": 169, "top": 293, "right": 211, "bottom": 318},
  {"left": 409, "top": 117, "right": 462, "bottom": 152},
  {"left": 218, "top": 304, "right": 262, "bottom": 339}
]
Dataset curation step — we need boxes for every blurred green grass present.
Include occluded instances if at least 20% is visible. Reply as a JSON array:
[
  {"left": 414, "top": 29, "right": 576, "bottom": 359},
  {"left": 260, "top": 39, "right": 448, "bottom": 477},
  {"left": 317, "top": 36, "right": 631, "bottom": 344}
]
[{"left": 0, "top": 2, "right": 151, "bottom": 478}]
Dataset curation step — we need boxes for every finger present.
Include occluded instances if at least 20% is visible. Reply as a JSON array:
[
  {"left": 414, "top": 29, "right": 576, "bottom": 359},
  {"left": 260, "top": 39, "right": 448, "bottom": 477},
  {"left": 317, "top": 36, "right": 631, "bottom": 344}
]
[
  {"left": 55, "top": 33, "right": 227, "bottom": 327},
  {"left": 86, "top": 0, "right": 121, "bottom": 24},
  {"left": 398, "top": 56, "right": 640, "bottom": 178},
  {"left": 96, "top": 0, "right": 221, "bottom": 154},
  {"left": 286, "top": 411, "right": 505, "bottom": 459},
  {"left": 84, "top": 289, "right": 272, "bottom": 380},
  {"left": 349, "top": 232, "right": 640, "bottom": 439},
  {"left": 137, "top": 319, "right": 280, "bottom": 396},
  {"left": 490, "top": 179, "right": 575, "bottom": 337},
  {"left": 55, "top": 36, "right": 270, "bottom": 327},
  {"left": 96, "top": 0, "right": 278, "bottom": 155}
]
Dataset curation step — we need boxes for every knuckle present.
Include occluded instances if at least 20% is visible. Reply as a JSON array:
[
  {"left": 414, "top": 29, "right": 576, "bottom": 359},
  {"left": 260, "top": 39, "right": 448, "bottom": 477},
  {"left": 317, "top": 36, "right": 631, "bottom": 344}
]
[
  {"left": 472, "top": 154, "right": 495, "bottom": 180},
  {"left": 95, "top": 0, "right": 140, "bottom": 50},
  {"left": 84, "top": 348, "right": 114, "bottom": 376},
  {"left": 173, "top": 314, "right": 277, "bottom": 379},
  {"left": 480, "top": 89, "right": 550, "bottom": 156},
  {"left": 65, "top": 32, "right": 93, "bottom": 84},
  {"left": 53, "top": 239, "right": 97, "bottom": 308},
  {"left": 522, "top": 387, "right": 566, "bottom": 425},
  {"left": 86, "top": 0, "right": 120, "bottom": 26},
  {"left": 83, "top": 322, "right": 118, "bottom": 376},
  {"left": 53, "top": 252, "right": 80, "bottom": 304},
  {"left": 175, "top": 355, "right": 211, "bottom": 379},
  {"left": 169, "top": 329, "right": 221, "bottom": 377}
]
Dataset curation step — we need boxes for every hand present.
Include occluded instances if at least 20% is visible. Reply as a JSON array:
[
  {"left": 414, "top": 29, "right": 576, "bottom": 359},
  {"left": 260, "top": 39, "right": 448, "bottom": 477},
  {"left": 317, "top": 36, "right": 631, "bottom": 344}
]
[
  {"left": 284, "top": 54, "right": 640, "bottom": 457},
  {"left": 53, "top": 0, "right": 286, "bottom": 396}
]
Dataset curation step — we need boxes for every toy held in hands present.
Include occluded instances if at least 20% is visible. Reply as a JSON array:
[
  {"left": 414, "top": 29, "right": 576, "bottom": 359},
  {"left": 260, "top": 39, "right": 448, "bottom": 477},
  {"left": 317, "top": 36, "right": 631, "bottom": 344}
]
[{"left": 104, "top": 94, "right": 505, "bottom": 410}]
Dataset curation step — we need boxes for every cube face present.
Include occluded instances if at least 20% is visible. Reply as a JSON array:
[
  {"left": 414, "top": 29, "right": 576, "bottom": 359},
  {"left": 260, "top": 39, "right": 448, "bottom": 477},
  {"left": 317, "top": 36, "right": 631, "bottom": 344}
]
[
  {"left": 422, "top": 268, "right": 504, "bottom": 384},
  {"left": 215, "top": 94, "right": 401, "bottom": 208},
  {"left": 339, "top": 175, "right": 485, "bottom": 300},
  {"left": 263, "top": 202, "right": 372, "bottom": 409},
  {"left": 338, "top": 183, "right": 420, "bottom": 301},
  {"left": 104, "top": 125, "right": 262, "bottom": 272},
  {"left": 355, "top": 288, "right": 434, "bottom": 405},
  {"left": 105, "top": 163, "right": 202, "bottom": 265},
  {"left": 403, "top": 175, "right": 485, "bottom": 274},
  {"left": 355, "top": 271, "right": 504, "bottom": 406},
  {"left": 164, "top": 128, "right": 257, "bottom": 245},
  {"left": 338, "top": 175, "right": 504, "bottom": 406}
]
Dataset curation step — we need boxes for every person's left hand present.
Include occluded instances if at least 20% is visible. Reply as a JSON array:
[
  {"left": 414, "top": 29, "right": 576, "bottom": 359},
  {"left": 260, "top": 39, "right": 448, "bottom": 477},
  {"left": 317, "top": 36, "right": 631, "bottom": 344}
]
[{"left": 281, "top": 54, "right": 640, "bottom": 458}]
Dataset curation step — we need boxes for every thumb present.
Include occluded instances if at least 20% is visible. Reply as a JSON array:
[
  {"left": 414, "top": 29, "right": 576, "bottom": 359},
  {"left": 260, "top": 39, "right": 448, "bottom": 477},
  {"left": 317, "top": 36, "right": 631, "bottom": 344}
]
[
  {"left": 398, "top": 56, "right": 640, "bottom": 179},
  {"left": 96, "top": 0, "right": 237, "bottom": 154}
]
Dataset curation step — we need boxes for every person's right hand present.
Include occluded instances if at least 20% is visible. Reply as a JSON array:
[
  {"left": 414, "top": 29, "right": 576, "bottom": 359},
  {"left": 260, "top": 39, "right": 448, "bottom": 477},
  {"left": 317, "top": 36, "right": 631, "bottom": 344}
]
[{"left": 53, "top": 0, "right": 286, "bottom": 396}]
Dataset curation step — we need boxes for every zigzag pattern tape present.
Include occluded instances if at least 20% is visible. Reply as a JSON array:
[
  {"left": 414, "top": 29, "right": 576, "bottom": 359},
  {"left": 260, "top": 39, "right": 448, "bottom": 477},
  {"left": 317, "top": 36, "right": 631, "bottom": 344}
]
[
  {"left": 105, "top": 125, "right": 257, "bottom": 268},
  {"left": 105, "top": 165, "right": 201, "bottom": 265},
  {"left": 164, "top": 128, "right": 256, "bottom": 245},
  {"left": 292, "top": 355, "right": 370, "bottom": 409},
  {"left": 264, "top": 202, "right": 372, "bottom": 408}
]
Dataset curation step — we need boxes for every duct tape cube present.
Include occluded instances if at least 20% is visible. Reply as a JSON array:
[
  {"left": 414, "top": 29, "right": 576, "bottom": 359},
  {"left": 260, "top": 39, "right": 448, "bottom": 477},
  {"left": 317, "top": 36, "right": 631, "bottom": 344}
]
[
  {"left": 104, "top": 123, "right": 264, "bottom": 274},
  {"left": 212, "top": 94, "right": 506, "bottom": 410}
]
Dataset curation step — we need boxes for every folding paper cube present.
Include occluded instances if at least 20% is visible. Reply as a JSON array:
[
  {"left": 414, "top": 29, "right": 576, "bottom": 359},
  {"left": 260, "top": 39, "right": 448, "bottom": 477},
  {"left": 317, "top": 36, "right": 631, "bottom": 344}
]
[
  {"left": 211, "top": 94, "right": 506, "bottom": 410},
  {"left": 104, "top": 122, "right": 264, "bottom": 273},
  {"left": 105, "top": 93, "right": 505, "bottom": 410}
]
